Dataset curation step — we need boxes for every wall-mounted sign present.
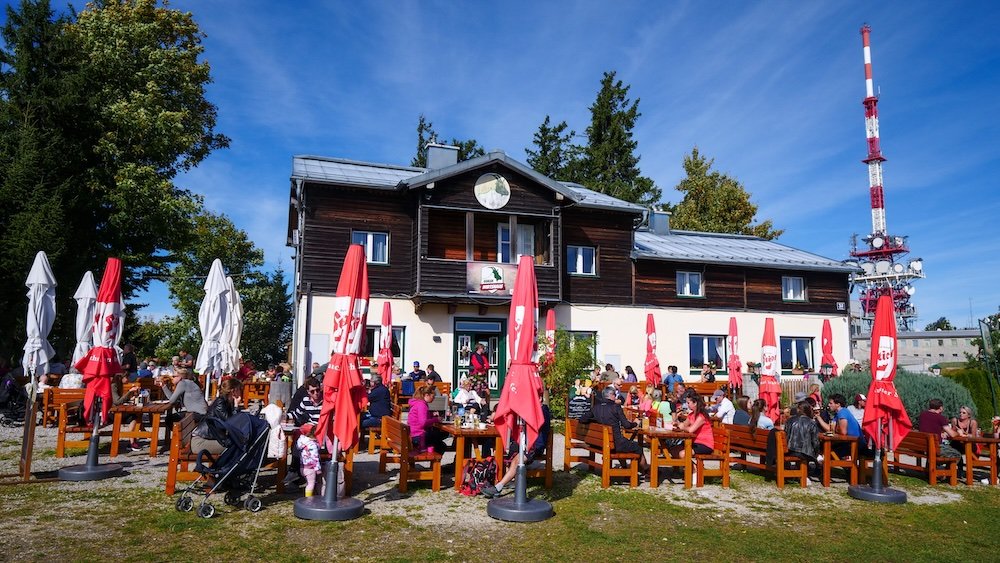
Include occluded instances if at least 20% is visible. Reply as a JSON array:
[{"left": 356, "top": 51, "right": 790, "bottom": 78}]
[
  {"left": 466, "top": 262, "right": 516, "bottom": 295},
  {"left": 474, "top": 173, "right": 511, "bottom": 210}
]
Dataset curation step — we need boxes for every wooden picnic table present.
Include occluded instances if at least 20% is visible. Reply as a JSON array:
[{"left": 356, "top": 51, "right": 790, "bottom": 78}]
[
  {"left": 950, "top": 434, "right": 1000, "bottom": 486},
  {"left": 435, "top": 421, "right": 503, "bottom": 491},
  {"left": 819, "top": 432, "right": 860, "bottom": 487},
  {"left": 109, "top": 401, "right": 174, "bottom": 458},
  {"left": 634, "top": 427, "right": 695, "bottom": 489}
]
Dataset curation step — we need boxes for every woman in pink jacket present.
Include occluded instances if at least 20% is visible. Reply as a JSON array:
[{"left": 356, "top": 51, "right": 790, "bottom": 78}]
[{"left": 407, "top": 385, "right": 449, "bottom": 453}]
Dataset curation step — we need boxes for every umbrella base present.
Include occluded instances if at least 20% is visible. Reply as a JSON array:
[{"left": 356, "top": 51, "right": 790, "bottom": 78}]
[
  {"left": 847, "top": 484, "right": 907, "bottom": 504},
  {"left": 59, "top": 463, "right": 123, "bottom": 481},
  {"left": 487, "top": 497, "right": 554, "bottom": 522},
  {"left": 293, "top": 496, "right": 364, "bottom": 521}
]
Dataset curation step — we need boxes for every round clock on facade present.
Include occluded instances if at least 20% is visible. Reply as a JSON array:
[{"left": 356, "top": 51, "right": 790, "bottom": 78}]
[{"left": 474, "top": 173, "right": 511, "bottom": 210}]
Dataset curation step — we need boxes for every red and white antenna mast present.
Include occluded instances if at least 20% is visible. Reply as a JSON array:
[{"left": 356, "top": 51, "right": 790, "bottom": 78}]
[{"left": 848, "top": 25, "right": 924, "bottom": 331}]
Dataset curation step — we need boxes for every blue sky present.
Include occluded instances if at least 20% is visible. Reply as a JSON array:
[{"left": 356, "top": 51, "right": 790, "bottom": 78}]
[{"left": 105, "top": 2, "right": 1000, "bottom": 328}]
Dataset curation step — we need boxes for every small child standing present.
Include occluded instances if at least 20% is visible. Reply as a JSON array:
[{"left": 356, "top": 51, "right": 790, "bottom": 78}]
[{"left": 297, "top": 423, "right": 324, "bottom": 497}]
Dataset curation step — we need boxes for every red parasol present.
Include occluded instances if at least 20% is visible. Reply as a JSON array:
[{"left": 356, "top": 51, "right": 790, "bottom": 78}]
[
  {"left": 643, "top": 313, "right": 661, "bottom": 385},
  {"left": 317, "top": 245, "right": 370, "bottom": 451},
  {"left": 544, "top": 308, "right": 556, "bottom": 365},
  {"left": 493, "top": 255, "right": 545, "bottom": 452},
  {"left": 726, "top": 316, "right": 743, "bottom": 388},
  {"left": 862, "top": 295, "right": 912, "bottom": 450},
  {"left": 375, "top": 302, "right": 394, "bottom": 386},
  {"left": 74, "top": 257, "right": 123, "bottom": 424},
  {"left": 758, "top": 317, "right": 782, "bottom": 421},
  {"left": 820, "top": 319, "right": 839, "bottom": 376}
]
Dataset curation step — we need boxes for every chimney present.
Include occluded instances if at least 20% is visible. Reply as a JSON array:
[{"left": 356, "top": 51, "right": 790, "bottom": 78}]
[
  {"left": 425, "top": 143, "right": 459, "bottom": 169},
  {"left": 649, "top": 209, "right": 671, "bottom": 235}
]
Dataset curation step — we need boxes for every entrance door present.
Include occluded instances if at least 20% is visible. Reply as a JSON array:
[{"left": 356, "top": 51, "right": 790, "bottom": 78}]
[{"left": 454, "top": 319, "right": 507, "bottom": 398}]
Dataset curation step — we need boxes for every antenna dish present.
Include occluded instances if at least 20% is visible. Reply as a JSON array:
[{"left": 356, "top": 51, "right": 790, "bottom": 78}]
[
  {"left": 872, "top": 237, "right": 884, "bottom": 248},
  {"left": 875, "top": 260, "right": 891, "bottom": 274},
  {"left": 861, "top": 262, "right": 875, "bottom": 275},
  {"left": 892, "top": 263, "right": 905, "bottom": 274},
  {"left": 905, "top": 285, "right": 916, "bottom": 296}
]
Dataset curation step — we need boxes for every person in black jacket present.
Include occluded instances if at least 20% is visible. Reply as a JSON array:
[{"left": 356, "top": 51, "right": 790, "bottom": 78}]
[
  {"left": 191, "top": 378, "right": 243, "bottom": 456},
  {"left": 362, "top": 378, "right": 392, "bottom": 429},
  {"left": 582, "top": 386, "right": 649, "bottom": 473}
]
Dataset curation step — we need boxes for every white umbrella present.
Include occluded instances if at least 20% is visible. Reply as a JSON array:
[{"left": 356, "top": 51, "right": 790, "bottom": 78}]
[
  {"left": 221, "top": 275, "right": 243, "bottom": 374},
  {"left": 196, "top": 259, "right": 229, "bottom": 398},
  {"left": 70, "top": 271, "right": 98, "bottom": 373},
  {"left": 22, "top": 251, "right": 57, "bottom": 382}
]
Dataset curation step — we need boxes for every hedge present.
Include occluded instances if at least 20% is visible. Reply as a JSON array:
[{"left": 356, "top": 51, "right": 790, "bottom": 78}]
[
  {"left": 821, "top": 369, "right": 975, "bottom": 425},
  {"left": 945, "top": 367, "right": 997, "bottom": 425}
]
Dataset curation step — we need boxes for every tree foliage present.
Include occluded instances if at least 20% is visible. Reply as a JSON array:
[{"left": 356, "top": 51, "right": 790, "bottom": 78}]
[
  {"left": 822, "top": 369, "right": 976, "bottom": 426},
  {"left": 668, "top": 147, "right": 783, "bottom": 240},
  {"left": 967, "top": 309, "right": 1000, "bottom": 373},
  {"left": 525, "top": 115, "right": 576, "bottom": 179},
  {"left": 567, "top": 71, "right": 660, "bottom": 206},
  {"left": 924, "top": 317, "right": 955, "bottom": 331},
  {"left": 538, "top": 328, "right": 596, "bottom": 418},
  {"left": 410, "top": 113, "right": 484, "bottom": 167}
]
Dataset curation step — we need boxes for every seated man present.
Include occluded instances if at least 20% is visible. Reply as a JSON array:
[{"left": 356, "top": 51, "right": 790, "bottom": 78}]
[
  {"left": 711, "top": 389, "right": 736, "bottom": 424},
  {"left": 816, "top": 393, "right": 866, "bottom": 459},
  {"left": 425, "top": 364, "right": 443, "bottom": 383},
  {"left": 284, "top": 377, "right": 323, "bottom": 487},
  {"left": 581, "top": 386, "right": 650, "bottom": 474},
  {"left": 408, "top": 361, "right": 427, "bottom": 382},
  {"left": 361, "top": 377, "right": 392, "bottom": 430},
  {"left": 917, "top": 398, "right": 963, "bottom": 459},
  {"left": 480, "top": 390, "right": 552, "bottom": 498}
]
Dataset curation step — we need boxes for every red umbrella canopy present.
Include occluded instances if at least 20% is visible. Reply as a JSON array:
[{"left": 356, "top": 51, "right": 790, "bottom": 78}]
[
  {"left": 376, "top": 302, "right": 394, "bottom": 386},
  {"left": 317, "top": 245, "right": 370, "bottom": 450},
  {"left": 493, "top": 255, "right": 545, "bottom": 452},
  {"left": 726, "top": 316, "right": 743, "bottom": 387},
  {"left": 820, "top": 319, "right": 839, "bottom": 376},
  {"left": 644, "top": 313, "right": 661, "bottom": 385},
  {"left": 758, "top": 317, "right": 782, "bottom": 421},
  {"left": 545, "top": 308, "right": 556, "bottom": 358},
  {"left": 74, "top": 257, "right": 123, "bottom": 424},
  {"left": 862, "top": 295, "right": 912, "bottom": 450}
]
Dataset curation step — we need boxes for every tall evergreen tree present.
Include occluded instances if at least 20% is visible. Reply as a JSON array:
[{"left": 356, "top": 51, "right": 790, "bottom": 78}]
[
  {"left": 410, "top": 113, "right": 484, "bottom": 167},
  {"left": 570, "top": 71, "right": 661, "bottom": 206},
  {"left": 525, "top": 115, "right": 576, "bottom": 179},
  {"left": 669, "top": 147, "right": 783, "bottom": 240}
]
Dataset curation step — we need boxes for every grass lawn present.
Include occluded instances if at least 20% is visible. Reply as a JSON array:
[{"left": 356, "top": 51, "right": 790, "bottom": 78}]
[{"left": 1, "top": 466, "right": 998, "bottom": 562}]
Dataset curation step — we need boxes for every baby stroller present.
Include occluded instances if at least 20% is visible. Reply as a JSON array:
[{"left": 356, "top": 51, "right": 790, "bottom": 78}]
[
  {"left": 175, "top": 412, "right": 272, "bottom": 518},
  {"left": 0, "top": 373, "right": 28, "bottom": 427}
]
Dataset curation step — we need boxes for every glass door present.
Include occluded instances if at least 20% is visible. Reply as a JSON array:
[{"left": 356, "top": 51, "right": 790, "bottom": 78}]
[{"left": 453, "top": 319, "right": 507, "bottom": 398}]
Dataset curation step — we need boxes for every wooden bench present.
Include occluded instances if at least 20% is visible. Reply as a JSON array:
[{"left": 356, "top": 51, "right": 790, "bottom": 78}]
[
  {"left": 164, "top": 413, "right": 287, "bottom": 495},
  {"left": 503, "top": 426, "right": 555, "bottom": 489},
  {"left": 379, "top": 416, "right": 442, "bottom": 493},
  {"left": 42, "top": 388, "right": 86, "bottom": 428},
  {"left": 56, "top": 400, "right": 111, "bottom": 457},
  {"left": 563, "top": 418, "right": 639, "bottom": 488},
  {"left": 695, "top": 425, "right": 731, "bottom": 487},
  {"left": 821, "top": 434, "right": 860, "bottom": 487},
  {"left": 888, "top": 430, "right": 959, "bottom": 485},
  {"left": 243, "top": 382, "right": 270, "bottom": 405},
  {"left": 724, "top": 424, "right": 808, "bottom": 488},
  {"left": 366, "top": 404, "right": 402, "bottom": 454},
  {"left": 687, "top": 381, "right": 727, "bottom": 401}
]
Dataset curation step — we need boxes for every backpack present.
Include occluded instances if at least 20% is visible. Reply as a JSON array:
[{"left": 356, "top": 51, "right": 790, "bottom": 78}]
[{"left": 459, "top": 456, "right": 497, "bottom": 496}]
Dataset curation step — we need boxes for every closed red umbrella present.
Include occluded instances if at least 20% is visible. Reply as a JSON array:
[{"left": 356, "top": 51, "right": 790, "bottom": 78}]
[
  {"left": 544, "top": 308, "right": 556, "bottom": 364},
  {"left": 74, "top": 258, "right": 123, "bottom": 424},
  {"left": 758, "top": 317, "right": 782, "bottom": 421},
  {"left": 316, "top": 244, "right": 370, "bottom": 452},
  {"left": 375, "top": 302, "right": 394, "bottom": 386},
  {"left": 493, "top": 255, "right": 545, "bottom": 453},
  {"left": 862, "top": 295, "right": 912, "bottom": 450},
  {"left": 820, "top": 319, "right": 839, "bottom": 376},
  {"left": 643, "top": 313, "right": 661, "bottom": 385},
  {"left": 726, "top": 317, "right": 743, "bottom": 389}
]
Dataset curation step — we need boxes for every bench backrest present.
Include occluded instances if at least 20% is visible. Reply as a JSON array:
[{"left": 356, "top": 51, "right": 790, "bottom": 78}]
[
  {"left": 895, "top": 430, "right": 934, "bottom": 457},
  {"left": 567, "top": 419, "right": 611, "bottom": 451},
  {"left": 178, "top": 412, "right": 199, "bottom": 450},
  {"left": 688, "top": 381, "right": 727, "bottom": 399},
  {"left": 711, "top": 425, "right": 730, "bottom": 456},
  {"left": 382, "top": 417, "right": 411, "bottom": 457},
  {"left": 725, "top": 423, "right": 771, "bottom": 450},
  {"left": 51, "top": 388, "right": 86, "bottom": 404}
]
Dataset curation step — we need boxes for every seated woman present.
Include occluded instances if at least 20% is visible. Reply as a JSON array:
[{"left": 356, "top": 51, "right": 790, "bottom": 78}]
[
  {"left": 481, "top": 387, "right": 552, "bottom": 498},
  {"left": 638, "top": 388, "right": 654, "bottom": 413},
  {"left": 670, "top": 394, "right": 714, "bottom": 457},
  {"left": 732, "top": 396, "right": 751, "bottom": 425},
  {"left": 784, "top": 401, "right": 821, "bottom": 463},
  {"left": 622, "top": 365, "right": 638, "bottom": 383},
  {"left": 650, "top": 389, "right": 672, "bottom": 421},
  {"left": 191, "top": 378, "right": 243, "bottom": 456},
  {"left": 407, "top": 384, "right": 449, "bottom": 453},
  {"left": 952, "top": 405, "right": 979, "bottom": 437},
  {"left": 158, "top": 368, "right": 208, "bottom": 419},
  {"left": 748, "top": 398, "right": 774, "bottom": 432},
  {"left": 625, "top": 386, "right": 641, "bottom": 408},
  {"left": 454, "top": 377, "right": 487, "bottom": 415}
]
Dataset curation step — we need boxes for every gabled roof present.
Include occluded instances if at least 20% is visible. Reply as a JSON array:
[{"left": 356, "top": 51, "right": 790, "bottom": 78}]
[
  {"left": 558, "top": 182, "right": 647, "bottom": 214},
  {"left": 634, "top": 229, "right": 855, "bottom": 273},
  {"left": 292, "top": 155, "right": 423, "bottom": 189}
]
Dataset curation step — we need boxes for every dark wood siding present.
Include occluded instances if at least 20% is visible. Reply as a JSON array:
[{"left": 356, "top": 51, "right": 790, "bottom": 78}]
[
  {"left": 746, "top": 269, "right": 848, "bottom": 314},
  {"left": 473, "top": 215, "right": 504, "bottom": 262},
  {"left": 427, "top": 209, "right": 466, "bottom": 260},
  {"left": 561, "top": 209, "right": 634, "bottom": 305},
  {"left": 300, "top": 184, "right": 415, "bottom": 296},
  {"left": 427, "top": 164, "right": 557, "bottom": 215}
]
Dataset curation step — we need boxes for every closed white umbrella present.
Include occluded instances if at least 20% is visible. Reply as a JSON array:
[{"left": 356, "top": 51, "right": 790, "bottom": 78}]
[
  {"left": 70, "top": 271, "right": 98, "bottom": 374},
  {"left": 196, "top": 259, "right": 229, "bottom": 398},
  {"left": 222, "top": 276, "right": 244, "bottom": 375},
  {"left": 22, "top": 251, "right": 57, "bottom": 383}
]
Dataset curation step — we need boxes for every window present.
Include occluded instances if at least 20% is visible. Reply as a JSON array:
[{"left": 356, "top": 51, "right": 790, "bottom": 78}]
[
  {"left": 938, "top": 340, "right": 944, "bottom": 346},
  {"left": 497, "top": 224, "right": 511, "bottom": 263},
  {"left": 689, "top": 335, "right": 725, "bottom": 371},
  {"left": 352, "top": 230, "right": 388, "bottom": 264},
  {"left": 362, "top": 326, "right": 405, "bottom": 367},
  {"left": 677, "top": 271, "right": 703, "bottom": 297},
  {"left": 516, "top": 223, "right": 534, "bottom": 260},
  {"left": 567, "top": 245, "right": 597, "bottom": 275},
  {"left": 568, "top": 331, "right": 598, "bottom": 365},
  {"left": 782, "top": 276, "right": 806, "bottom": 301},
  {"left": 780, "top": 337, "right": 814, "bottom": 371},
  {"left": 498, "top": 220, "right": 552, "bottom": 265}
]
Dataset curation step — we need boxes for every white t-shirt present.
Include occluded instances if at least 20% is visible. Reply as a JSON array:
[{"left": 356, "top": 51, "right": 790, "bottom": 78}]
[
  {"left": 847, "top": 405, "right": 865, "bottom": 426},
  {"left": 715, "top": 397, "right": 737, "bottom": 424}
]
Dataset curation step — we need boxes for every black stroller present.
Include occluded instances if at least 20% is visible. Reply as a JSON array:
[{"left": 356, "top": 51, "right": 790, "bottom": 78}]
[
  {"left": 0, "top": 373, "right": 28, "bottom": 427},
  {"left": 175, "top": 412, "right": 272, "bottom": 518}
]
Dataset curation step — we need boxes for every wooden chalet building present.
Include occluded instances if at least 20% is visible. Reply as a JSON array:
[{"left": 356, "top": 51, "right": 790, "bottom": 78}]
[{"left": 287, "top": 144, "right": 854, "bottom": 393}]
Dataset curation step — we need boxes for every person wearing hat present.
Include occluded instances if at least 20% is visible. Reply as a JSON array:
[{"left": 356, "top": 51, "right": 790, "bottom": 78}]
[
  {"left": 408, "top": 361, "right": 427, "bottom": 382},
  {"left": 847, "top": 393, "right": 866, "bottom": 426},
  {"left": 793, "top": 391, "right": 808, "bottom": 404},
  {"left": 710, "top": 389, "right": 736, "bottom": 424}
]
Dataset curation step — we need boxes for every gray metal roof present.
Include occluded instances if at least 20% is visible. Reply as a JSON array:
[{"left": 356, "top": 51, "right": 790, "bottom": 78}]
[
  {"left": 634, "top": 229, "right": 856, "bottom": 272},
  {"left": 292, "top": 155, "right": 424, "bottom": 189},
  {"left": 558, "top": 182, "right": 647, "bottom": 214}
]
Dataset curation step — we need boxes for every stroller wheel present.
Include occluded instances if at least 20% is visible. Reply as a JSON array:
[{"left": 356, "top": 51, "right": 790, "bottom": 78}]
[
  {"left": 224, "top": 491, "right": 242, "bottom": 506},
  {"left": 175, "top": 496, "right": 194, "bottom": 512},
  {"left": 244, "top": 496, "right": 262, "bottom": 513},
  {"left": 197, "top": 503, "right": 216, "bottom": 519}
]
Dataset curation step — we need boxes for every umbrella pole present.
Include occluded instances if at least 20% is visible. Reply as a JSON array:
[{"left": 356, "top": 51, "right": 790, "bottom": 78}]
[
  {"left": 487, "top": 415, "right": 553, "bottom": 522},
  {"left": 294, "top": 432, "right": 363, "bottom": 521},
  {"left": 325, "top": 436, "right": 341, "bottom": 503},
  {"left": 847, "top": 418, "right": 906, "bottom": 504},
  {"left": 513, "top": 419, "right": 528, "bottom": 506},
  {"left": 58, "top": 395, "right": 123, "bottom": 481}
]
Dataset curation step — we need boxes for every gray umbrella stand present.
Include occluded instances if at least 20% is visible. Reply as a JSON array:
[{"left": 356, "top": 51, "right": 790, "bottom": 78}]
[
  {"left": 487, "top": 417, "right": 553, "bottom": 522},
  {"left": 294, "top": 435, "right": 364, "bottom": 521},
  {"left": 848, "top": 421, "right": 906, "bottom": 504},
  {"left": 59, "top": 396, "right": 124, "bottom": 481}
]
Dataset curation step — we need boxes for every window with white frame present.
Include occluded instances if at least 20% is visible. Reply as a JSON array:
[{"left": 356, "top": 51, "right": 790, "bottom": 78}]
[
  {"left": 497, "top": 224, "right": 511, "bottom": 264},
  {"left": 363, "top": 326, "right": 405, "bottom": 368},
  {"left": 677, "top": 271, "right": 703, "bottom": 297},
  {"left": 352, "top": 230, "right": 388, "bottom": 264},
  {"left": 689, "top": 335, "right": 725, "bottom": 372},
  {"left": 782, "top": 276, "right": 806, "bottom": 301},
  {"left": 780, "top": 336, "right": 813, "bottom": 371},
  {"left": 566, "top": 245, "right": 596, "bottom": 275},
  {"left": 568, "top": 331, "right": 597, "bottom": 365}
]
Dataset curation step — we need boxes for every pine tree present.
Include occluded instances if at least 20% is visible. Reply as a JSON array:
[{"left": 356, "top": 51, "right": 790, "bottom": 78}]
[
  {"left": 525, "top": 115, "right": 576, "bottom": 179},
  {"left": 571, "top": 71, "right": 660, "bottom": 206},
  {"left": 410, "top": 113, "right": 484, "bottom": 167},
  {"left": 669, "top": 147, "right": 783, "bottom": 240}
]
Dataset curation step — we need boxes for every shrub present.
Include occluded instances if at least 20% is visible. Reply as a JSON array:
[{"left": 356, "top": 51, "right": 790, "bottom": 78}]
[
  {"left": 822, "top": 368, "right": 975, "bottom": 423},
  {"left": 945, "top": 367, "right": 997, "bottom": 425}
]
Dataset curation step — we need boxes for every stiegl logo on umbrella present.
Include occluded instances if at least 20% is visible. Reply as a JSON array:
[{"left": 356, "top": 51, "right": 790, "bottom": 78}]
[
  {"left": 761, "top": 346, "right": 778, "bottom": 376},
  {"left": 875, "top": 336, "right": 894, "bottom": 381}
]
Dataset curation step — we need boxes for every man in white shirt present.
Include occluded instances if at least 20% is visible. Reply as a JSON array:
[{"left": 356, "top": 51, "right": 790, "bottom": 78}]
[
  {"left": 846, "top": 393, "right": 866, "bottom": 426},
  {"left": 711, "top": 389, "right": 737, "bottom": 424}
]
